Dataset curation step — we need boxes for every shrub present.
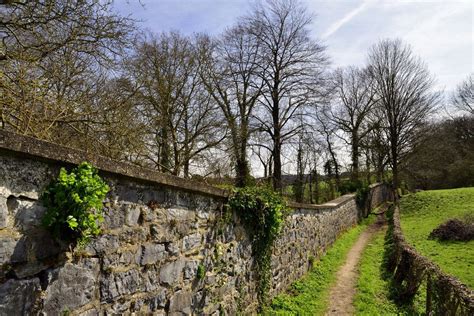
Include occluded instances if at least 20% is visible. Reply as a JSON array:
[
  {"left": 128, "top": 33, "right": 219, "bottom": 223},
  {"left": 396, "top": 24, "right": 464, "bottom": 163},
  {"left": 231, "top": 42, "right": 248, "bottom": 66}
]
[
  {"left": 429, "top": 219, "right": 474, "bottom": 241},
  {"left": 41, "top": 162, "right": 109, "bottom": 245},
  {"left": 228, "top": 186, "right": 287, "bottom": 307},
  {"left": 339, "top": 180, "right": 363, "bottom": 195},
  {"left": 355, "top": 183, "right": 370, "bottom": 209}
]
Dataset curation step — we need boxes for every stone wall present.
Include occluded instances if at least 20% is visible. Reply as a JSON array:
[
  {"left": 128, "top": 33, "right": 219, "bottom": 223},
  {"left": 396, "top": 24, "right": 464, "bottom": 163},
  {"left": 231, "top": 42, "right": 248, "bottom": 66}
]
[{"left": 0, "top": 131, "right": 390, "bottom": 315}]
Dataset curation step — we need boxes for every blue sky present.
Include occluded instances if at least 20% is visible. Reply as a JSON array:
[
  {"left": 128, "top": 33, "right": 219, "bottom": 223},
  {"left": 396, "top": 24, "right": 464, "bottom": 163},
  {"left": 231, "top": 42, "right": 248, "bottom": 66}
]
[{"left": 114, "top": 0, "right": 473, "bottom": 92}]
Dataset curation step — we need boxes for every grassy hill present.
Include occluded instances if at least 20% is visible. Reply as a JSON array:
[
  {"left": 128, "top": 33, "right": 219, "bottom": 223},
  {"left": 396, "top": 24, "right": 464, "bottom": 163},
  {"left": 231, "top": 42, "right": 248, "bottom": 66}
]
[{"left": 400, "top": 187, "right": 474, "bottom": 288}]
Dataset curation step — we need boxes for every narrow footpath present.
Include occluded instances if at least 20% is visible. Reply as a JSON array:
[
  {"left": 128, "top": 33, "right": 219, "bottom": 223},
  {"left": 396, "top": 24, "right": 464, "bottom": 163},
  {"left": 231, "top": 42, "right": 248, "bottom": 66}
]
[{"left": 325, "top": 213, "right": 387, "bottom": 315}]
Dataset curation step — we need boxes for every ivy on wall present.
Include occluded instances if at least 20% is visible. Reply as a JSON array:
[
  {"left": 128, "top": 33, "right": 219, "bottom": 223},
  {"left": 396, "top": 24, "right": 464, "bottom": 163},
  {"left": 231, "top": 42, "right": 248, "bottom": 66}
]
[
  {"left": 228, "top": 186, "right": 288, "bottom": 308},
  {"left": 41, "top": 162, "right": 109, "bottom": 246}
]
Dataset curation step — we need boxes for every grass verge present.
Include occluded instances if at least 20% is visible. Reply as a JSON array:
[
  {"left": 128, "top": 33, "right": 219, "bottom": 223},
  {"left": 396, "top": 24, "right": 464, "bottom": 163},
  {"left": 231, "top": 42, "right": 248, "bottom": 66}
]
[
  {"left": 400, "top": 187, "right": 474, "bottom": 288},
  {"left": 266, "top": 215, "right": 375, "bottom": 315},
  {"left": 354, "top": 228, "right": 400, "bottom": 315},
  {"left": 355, "top": 209, "right": 426, "bottom": 316}
]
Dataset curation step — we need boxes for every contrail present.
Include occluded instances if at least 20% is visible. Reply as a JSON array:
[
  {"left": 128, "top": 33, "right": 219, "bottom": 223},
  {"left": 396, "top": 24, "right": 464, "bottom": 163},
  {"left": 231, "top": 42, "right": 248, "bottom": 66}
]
[{"left": 322, "top": 0, "right": 374, "bottom": 39}]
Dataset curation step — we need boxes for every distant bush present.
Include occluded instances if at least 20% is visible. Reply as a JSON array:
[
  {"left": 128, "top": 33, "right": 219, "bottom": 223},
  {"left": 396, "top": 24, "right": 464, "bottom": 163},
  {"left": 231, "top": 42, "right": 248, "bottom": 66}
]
[{"left": 429, "top": 218, "right": 474, "bottom": 241}]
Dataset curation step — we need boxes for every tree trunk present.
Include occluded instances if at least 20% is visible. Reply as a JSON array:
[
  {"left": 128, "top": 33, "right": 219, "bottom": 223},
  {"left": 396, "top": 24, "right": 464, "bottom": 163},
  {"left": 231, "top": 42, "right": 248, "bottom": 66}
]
[
  {"left": 314, "top": 170, "right": 320, "bottom": 204},
  {"left": 351, "top": 132, "right": 359, "bottom": 181},
  {"left": 272, "top": 87, "right": 282, "bottom": 191},
  {"left": 294, "top": 145, "right": 304, "bottom": 202},
  {"left": 391, "top": 137, "right": 399, "bottom": 198},
  {"left": 235, "top": 158, "right": 249, "bottom": 187},
  {"left": 160, "top": 127, "right": 171, "bottom": 173},
  {"left": 273, "top": 140, "right": 282, "bottom": 191}
]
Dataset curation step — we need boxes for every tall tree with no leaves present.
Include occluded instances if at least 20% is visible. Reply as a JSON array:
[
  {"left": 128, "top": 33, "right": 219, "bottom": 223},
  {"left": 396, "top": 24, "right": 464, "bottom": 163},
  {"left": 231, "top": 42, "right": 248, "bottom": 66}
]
[
  {"left": 452, "top": 73, "right": 474, "bottom": 115},
  {"left": 329, "top": 67, "right": 377, "bottom": 181},
  {"left": 367, "top": 39, "right": 439, "bottom": 191},
  {"left": 199, "top": 24, "right": 264, "bottom": 187},
  {"left": 125, "top": 32, "right": 223, "bottom": 176},
  {"left": 248, "top": 0, "right": 328, "bottom": 191}
]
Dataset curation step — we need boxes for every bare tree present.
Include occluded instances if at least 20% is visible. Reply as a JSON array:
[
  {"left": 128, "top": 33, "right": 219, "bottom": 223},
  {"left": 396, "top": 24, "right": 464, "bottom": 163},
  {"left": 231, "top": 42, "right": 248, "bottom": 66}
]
[
  {"left": 329, "top": 67, "right": 377, "bottom": 181},
  {"left": 361, "top": 121, "right": 390, "bottom": 182},
  {"left": 452, "top": 73, "right": 474, "bottom": 115},
  {"left": 248, "top": 0, "right": 328, "bottom": 191},
  {"left": 315, "top": 110, "right": 341, "bottom": 189},
  {"left": 0, "top": 0, "right": 136, "bottom": 157},
  {"left": 199, "top": 24, "right": 264, "bottom": 187},
  {"left": 1, "top": 0, "right": 131, "bottom": 63},
  {"left": 125, "top": 32, "right": 223, "bottom": 176},
  {"left": 367, "top": 39, "right": 439, "bottom": 191}
]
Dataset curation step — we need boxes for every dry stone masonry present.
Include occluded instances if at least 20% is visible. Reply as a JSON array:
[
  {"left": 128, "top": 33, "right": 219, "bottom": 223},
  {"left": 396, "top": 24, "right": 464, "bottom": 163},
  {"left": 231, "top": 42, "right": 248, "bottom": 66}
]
[{"left": 0, "top": 130, "right": 390, "bottom": 315}]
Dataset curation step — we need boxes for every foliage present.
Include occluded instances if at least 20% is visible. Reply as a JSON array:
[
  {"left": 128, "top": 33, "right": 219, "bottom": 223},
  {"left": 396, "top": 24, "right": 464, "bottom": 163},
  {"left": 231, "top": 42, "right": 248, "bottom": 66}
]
[
  {"left": 402, "top": 115, "right": 474, "bottom": 191},
  {"left": 339, "top": 179, "right": 364, "bottom": 195},
  {"left": 197, "top": 264, "right": 206, "bottom": 280},
  {"left": 355, "top": 183, "right": 370, "bottom": 209},
  {"left": 400, "top": 188, "right": 474, "bottom": 288},
  {"left": 268, "top": 215, "right": 375, "bottom": 315},
  {"left": 41, "top": 162, "right": 110, "bottom": 246},
  {"left": 228, "top": 186, "right": 287, "bottom": 307},
  {"left": 337, "top": 179, "right": 370, "bottom": 209}
]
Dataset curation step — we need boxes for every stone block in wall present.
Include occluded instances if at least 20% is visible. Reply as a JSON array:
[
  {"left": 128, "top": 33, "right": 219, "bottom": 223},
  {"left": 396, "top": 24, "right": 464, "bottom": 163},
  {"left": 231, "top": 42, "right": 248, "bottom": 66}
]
[
  {"left": 102, "top": 248, "right": 141, "bottom": 270},
  {"left": 0, "top": 195, "right": 8, "bottom": 229},
  {"left": 42, "top": 258, "right": 100, "bottom": 314},
  {"left": 125, "top": 204, "right": 142, "bottom": 226},
  {"left": 0, "top": 229, "right": 62, "bottom": 278},
  {"left": 159, "top": 259, "right": 185, "bottom": 285},
  {"left": 182, "top": 232, "right": 202, "bottom": 252},
  {"left": 146, "top": 288, "right": 168, "bottom": 311},
  {"left": 141, "top": 243, "right": 167, "bottom": 265},
  {"left": 169, "top": 290, "right": 192, "bottom": 315},
  {"left": 9, "top": 198, "right": 46, "bottom": 231},
  {"left": 86, "top": 235, "right": 120, "bottom": 256},
  {"left": 0, "top": 278, "right": 41, "bottom": 315},
  {"left": 0, "top": 236, "right": 17, "bottom": 267},
  {"left": 100, "top": 268, "right": 143, "bottom": 303},
  {"left": 142, "top": 267, "right": 162, "bottom": 292},
  {"left": 0, "top": 157, "right": 53, "bottom": 200},
  {"left": 184, "top": 260, "right": 199, "bottom": 280},
  {"left": 167, "top": 208, "right": 195, "bottom": 222},
  {"left": 166, "top": 242, "right": 180, "bottom": 256},
  {"left": 102, "top": 205, "right": 125, "bottom": 229}
]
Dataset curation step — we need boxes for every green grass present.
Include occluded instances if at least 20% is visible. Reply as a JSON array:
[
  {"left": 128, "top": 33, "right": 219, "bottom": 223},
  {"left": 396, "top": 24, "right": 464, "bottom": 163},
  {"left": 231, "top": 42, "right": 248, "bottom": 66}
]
[
  {"left": 354, "top": 226, "right": 426, "bottom": 315},
  {"left": 267, "top": 215, "right": 375, "bottom": 315},
  {"left": 354, "top": 229, "right": 401, "bottom": 315},
  {"left": 400, "top": 187, "right": 474, "bottom": 288}
]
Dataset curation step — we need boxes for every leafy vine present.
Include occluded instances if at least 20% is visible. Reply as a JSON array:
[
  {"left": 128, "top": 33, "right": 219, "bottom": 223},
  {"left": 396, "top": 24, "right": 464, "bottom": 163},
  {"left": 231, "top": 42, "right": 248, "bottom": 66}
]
[{"left": 228, "top": 186, "right": 287, "bottom": 308}]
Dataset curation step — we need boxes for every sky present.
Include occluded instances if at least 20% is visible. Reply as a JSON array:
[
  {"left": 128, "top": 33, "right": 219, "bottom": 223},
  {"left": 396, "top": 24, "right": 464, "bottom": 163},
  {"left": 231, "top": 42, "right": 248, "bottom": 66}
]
[
  {"left": 114, "top": 0, "right": 473, "bottom": 93},
  {"left": 114, "top": 0, "right": 473, "bottom": 175}
]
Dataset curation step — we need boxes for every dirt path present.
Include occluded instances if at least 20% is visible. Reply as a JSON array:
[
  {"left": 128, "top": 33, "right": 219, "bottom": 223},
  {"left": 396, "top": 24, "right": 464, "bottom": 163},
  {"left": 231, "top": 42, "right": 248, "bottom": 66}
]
[{"left": 325, "top": 214, "right": 386, "bottom": 315}]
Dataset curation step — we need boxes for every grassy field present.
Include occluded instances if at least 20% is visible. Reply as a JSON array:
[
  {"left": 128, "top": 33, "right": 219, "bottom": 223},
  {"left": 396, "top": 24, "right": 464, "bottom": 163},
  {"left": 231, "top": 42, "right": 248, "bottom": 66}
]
[
  {"left": 400, "top": 187, "right": 474, "bottom": 288},
  {"left": 267, "top": 215, "right": 375, "bottom": 315}
]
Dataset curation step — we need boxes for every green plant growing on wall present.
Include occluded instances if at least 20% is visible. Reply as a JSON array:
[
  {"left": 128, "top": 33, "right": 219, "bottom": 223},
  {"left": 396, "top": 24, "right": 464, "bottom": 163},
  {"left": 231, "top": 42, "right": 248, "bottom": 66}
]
[
  {"left": 356, "top": 183, "right": 370, "bottom": 209},
  {"left": 197, "top": 264, "right": 206, "bottom": 280},
  {"left": 228, "top": 186, "right": 287, "bottom": 308},
  {"left": 41, "top": 162, "right": 109, "bottom": 246}
]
